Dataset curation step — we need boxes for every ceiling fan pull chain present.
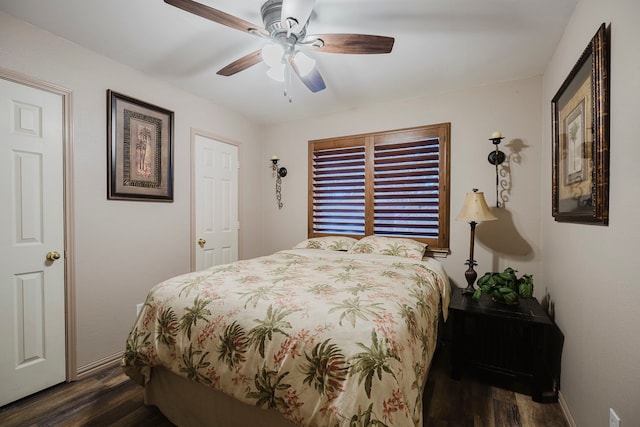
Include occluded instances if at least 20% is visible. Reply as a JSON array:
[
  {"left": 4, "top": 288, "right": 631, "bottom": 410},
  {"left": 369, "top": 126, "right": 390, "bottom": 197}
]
[{"left": 284, "top": 61, "right": 292, "bottom": 103}]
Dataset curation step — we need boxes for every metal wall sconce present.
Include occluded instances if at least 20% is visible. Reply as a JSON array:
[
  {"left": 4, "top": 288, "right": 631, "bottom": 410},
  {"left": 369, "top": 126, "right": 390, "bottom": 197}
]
[
  {"left": 270, "top": 155, "right": 287, "bottom": 209},
  {"left": 488, "top": 131, "right": 506, "bottom": 207}
]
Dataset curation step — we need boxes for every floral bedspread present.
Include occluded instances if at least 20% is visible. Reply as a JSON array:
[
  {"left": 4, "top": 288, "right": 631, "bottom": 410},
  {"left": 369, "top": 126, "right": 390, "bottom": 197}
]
[{"left": 122, "top": 249, "right": 450, "bottom": 427}]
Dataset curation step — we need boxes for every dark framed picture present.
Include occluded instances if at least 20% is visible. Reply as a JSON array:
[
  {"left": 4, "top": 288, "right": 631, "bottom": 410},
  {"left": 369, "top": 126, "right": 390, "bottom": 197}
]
[
  {"left": 551, "top": 23, "right": 609, "bottom": 225},
  {"left": 107, "top": 90, "right": 174, "bottom": 201}
]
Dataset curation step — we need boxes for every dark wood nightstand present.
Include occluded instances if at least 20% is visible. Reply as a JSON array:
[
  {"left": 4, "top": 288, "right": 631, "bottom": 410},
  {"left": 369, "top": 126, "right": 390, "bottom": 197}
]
[{"left": 448, "top": 287, "right": 563, "bottom": 403}]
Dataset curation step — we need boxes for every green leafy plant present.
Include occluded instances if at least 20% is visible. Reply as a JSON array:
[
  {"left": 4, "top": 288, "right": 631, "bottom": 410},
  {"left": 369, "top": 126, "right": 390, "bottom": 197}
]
[{"left": 472, "top": 267, "right": 534, "bottom": 303}]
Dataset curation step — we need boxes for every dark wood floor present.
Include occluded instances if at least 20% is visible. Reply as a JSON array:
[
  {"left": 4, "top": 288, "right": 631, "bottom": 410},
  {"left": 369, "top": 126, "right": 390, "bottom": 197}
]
[
  {"left": 0, "top": 345, "right": 568, "bottom": 426},
  {"left": 422, "top": 344, "right": 569, "bottom": 426}
]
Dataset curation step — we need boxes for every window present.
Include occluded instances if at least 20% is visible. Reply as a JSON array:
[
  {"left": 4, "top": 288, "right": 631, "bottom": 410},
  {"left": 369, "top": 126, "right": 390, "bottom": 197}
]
[{"left": 308, "top": 123, "right": 450, "bottom": 253}]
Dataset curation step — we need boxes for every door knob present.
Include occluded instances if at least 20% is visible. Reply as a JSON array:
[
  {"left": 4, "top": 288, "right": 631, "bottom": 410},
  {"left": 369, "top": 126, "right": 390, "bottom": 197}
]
[
  {"left": 46, "top": 251, "right": 61, "bottom": 261},
  {"left": 197, "top": 239, "right": 206, "bottom": 248}
]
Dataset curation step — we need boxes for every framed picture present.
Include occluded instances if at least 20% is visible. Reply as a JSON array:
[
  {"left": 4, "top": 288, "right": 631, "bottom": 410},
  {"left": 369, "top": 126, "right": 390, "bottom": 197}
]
[
  {"left": 551, "top": 23, "right": 609, "bottom": 224},
  {"left": 107, "top": 90, "right": 174, "bottom": 201}
]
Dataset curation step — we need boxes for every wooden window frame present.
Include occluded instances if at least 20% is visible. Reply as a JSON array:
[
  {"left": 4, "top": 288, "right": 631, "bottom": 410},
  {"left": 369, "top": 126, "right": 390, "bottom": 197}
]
[{"left": 308, "top": 123, "right": 451, "bottom": 255}]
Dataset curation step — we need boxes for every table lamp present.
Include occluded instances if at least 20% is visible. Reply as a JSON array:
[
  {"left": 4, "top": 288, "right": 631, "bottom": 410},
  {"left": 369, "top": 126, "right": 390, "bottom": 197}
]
[{"left": 455, "top": 189, "right": 497, "bottom": 294}]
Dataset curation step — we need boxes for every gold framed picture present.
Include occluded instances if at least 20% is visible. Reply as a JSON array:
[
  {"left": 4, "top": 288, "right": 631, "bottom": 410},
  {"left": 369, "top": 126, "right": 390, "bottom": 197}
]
[
  {"left": 107, "top": 90, "right": 174, "bottom": 201},
  {"left": 551, "top": 23, "right": 609, "bottom": 225}
]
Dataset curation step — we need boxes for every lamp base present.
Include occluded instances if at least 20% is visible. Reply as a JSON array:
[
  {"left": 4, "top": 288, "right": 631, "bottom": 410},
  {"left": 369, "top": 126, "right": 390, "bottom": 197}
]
[{"left": 462, "top": 261, "right": 478, "bottom": 295}]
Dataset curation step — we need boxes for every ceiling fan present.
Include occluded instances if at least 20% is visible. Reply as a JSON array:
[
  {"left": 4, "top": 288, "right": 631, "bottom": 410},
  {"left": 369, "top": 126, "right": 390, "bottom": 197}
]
[{"left": 164, "top": 0, "right": 395, "bottom": 99}]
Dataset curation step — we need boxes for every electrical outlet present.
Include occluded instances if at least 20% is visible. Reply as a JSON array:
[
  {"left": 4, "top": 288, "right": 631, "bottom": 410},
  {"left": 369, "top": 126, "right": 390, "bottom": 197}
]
[{"left": 609, "top": 408, "right": 620, "bottom": 427}]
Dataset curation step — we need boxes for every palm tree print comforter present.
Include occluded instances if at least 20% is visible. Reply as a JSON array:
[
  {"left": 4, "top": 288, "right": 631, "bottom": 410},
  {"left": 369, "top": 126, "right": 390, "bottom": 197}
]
[{"left": 122, "top": 249, "right": 450, "bottom": 427}]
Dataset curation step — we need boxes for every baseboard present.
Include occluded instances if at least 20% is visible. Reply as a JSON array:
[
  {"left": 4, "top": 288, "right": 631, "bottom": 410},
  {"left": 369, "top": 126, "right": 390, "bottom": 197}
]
[
  {"left": 75, "top": 351, "right": 123, "bottom": 380},
  {"left": 558, "top": 391, "right": 577, "bottom": 427}
]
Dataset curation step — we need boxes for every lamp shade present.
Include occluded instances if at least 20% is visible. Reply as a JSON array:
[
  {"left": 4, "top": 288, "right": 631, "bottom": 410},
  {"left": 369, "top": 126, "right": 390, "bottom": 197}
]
[
  {"left": 266, "top": 63, "right": 286, "bottom": 82},
  {"left": 294, "top": 51, "right": 316, "bottom": 77},
  {"left": 262, "top": 44, "right": 284, "bottom": 68},
  {"left": 455, "top": 190, "right": 497, "bottom": 223}
]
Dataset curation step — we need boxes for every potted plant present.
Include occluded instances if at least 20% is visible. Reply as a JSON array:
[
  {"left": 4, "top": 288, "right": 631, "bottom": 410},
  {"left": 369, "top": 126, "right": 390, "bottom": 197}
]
[{"left": 472, "top": 267, "right": 534, "bottom": 304}]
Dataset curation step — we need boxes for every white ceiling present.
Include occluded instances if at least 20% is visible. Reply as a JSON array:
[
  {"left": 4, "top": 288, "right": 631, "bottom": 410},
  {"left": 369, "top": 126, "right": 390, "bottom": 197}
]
[{"left": 0, "top": 0, "right": 578, "bottom": 125}]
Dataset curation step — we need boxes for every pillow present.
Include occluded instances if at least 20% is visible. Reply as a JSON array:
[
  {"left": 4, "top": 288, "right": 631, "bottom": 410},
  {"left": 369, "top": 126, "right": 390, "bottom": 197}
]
[
  {"left": 293, "top": 236, "right": 358, "bottom": 251},
  {"left": 348, "top": 235, "right": 426, "bottom": 260}
]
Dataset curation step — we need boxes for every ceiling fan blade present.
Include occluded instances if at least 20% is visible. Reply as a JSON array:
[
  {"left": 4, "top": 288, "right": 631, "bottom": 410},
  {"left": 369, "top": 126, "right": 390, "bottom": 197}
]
[
  {"left": 287, "top": 55, "right": 326, "bottom": 93},
  {"left": 164, "top": 0, "right": 268, "bottom": 37},
  {"left": 281, "top": 0, "right": 316, "bottom": 29},
  {"left": 304, "top": 34, "right": 395, "bottom": 54},
  {"left": 217, "top": 50, "right": 263, "bottom": 76}
]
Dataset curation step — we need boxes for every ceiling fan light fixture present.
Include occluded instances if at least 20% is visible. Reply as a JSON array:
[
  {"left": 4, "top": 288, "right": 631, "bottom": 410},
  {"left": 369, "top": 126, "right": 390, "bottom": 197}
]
[
  {"left": 267, "top": 63, "right": 286, "bottom": 82},
  {"left": 261, "top": 43, "right": 284, "bottom": 68},
  {"left": 294, "top": 51, "right": 316, "bottom": 77}
]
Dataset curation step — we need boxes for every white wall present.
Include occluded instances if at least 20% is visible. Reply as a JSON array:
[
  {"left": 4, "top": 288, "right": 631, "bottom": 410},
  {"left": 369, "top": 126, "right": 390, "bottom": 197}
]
[
  {"left": 260, "top": 77, "right": 544, "bottom": 293},
  {"left": 541, "top": 0, "right": 640, "bottom": 425},
  {"left": 0, "top": 12, "right": 263, "bottom": 370}
]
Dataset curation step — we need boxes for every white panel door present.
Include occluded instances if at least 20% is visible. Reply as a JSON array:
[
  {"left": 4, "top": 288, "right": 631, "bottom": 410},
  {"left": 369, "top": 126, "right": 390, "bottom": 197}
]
[
  {"left": 195, "top": 135, "right": 239, "bottom": 271},
  {"left": 0, "top": 78, "right": 66, "bottom": 406}
]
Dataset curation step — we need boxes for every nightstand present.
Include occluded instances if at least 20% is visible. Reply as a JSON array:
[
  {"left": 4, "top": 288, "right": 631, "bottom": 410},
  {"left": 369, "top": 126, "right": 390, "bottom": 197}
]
[{"left": 448, "top": 287, "right": 563, "bottom": 403}]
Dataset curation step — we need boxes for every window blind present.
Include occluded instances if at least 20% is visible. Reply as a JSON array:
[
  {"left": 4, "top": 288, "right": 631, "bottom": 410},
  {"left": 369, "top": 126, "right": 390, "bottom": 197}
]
[
  {"left": 309, "top": 123, "right": 450, "bottom": 250},
  {"left": 373, "top": 139, "right": 441, "bottom": 239},
  {"left": 311, "top": 145, "right": 366, "bottom": 235}
]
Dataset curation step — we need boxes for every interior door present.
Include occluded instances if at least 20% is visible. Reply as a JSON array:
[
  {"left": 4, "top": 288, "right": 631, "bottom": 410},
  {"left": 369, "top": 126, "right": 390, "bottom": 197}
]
[
  {"left": 0, "top": 78, "right": 66, "bottom": 406},
  {"left": 194, "top": 134, "right": 239, "bottom": 271}
]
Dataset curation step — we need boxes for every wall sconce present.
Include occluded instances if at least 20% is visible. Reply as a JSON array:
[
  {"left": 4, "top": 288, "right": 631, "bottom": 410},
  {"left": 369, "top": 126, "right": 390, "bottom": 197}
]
[
  {"left": 270, "top": 155, "right": 287, "bottom": 209},
  {"left": 488, "top": 131, "right": 506, "bottom": 207}
]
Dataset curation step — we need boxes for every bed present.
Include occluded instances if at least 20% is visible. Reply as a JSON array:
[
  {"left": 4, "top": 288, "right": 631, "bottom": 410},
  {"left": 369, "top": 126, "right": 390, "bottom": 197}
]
[{"left": 122, "top": 236, "right": 450, "bottom": 427}]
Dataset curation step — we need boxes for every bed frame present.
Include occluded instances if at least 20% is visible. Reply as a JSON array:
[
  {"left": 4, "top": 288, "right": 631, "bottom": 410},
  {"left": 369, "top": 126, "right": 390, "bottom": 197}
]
[{"left": 144, "top": 366, "right": 298, "bottom": 427}]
